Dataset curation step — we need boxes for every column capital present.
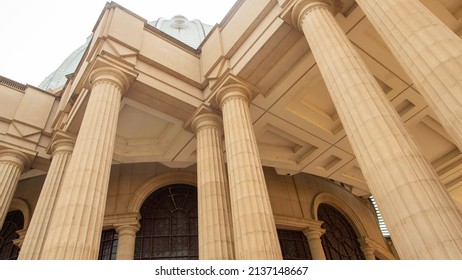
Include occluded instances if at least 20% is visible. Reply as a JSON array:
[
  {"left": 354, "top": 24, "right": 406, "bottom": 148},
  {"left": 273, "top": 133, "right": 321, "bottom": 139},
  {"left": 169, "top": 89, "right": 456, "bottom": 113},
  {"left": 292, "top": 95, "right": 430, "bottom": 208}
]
[
  {"left": 358, "top": 236, "right": 376, "bottom": 260},
  {"left": 191, "top": 112, "right": 223, "bottom": 135},
  {"left": 0, "top": 149, "right": 30, "bottom": 171},
  {"left": 291, "top": 0, "right": 342, "bottom": 30},
  {"left": 114, "top": 222, "right": 140, "bottom": 260},
  {"left": 51, "top": 138, "right": 76, "bottom": 156},
  {"left": 89, "top": 67, "right": 130, "bottom": 93},
  {"left": 358, "top": 236, "right": 374, "bottom": 247},
  {"left": 302, "top": 220, "right": 326, "bottom": 240},
  {"left": 114, "top": 223, "right": 140, "bottom": 236},
  {"left": 216, "top": 84, "right": 253, "bottom": 109}
]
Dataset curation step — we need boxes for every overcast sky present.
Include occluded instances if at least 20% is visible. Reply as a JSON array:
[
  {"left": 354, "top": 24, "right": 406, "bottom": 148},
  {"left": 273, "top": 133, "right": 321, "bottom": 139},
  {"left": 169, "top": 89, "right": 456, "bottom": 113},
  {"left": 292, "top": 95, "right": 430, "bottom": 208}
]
[{"left": 0, "top": 0, "right": 237, "bottom": 87}]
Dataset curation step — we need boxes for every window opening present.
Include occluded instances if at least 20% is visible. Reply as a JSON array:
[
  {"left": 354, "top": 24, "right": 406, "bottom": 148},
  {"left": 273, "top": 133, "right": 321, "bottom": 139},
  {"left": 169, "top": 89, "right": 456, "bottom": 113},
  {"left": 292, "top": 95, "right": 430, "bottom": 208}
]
[
  {"left": 277, "top": 229, "right": 312, "bottom": 260},
  {"left": 318, "top": 203, "right": 365, "bottom": 260},
  {"left": 98, "top": 229, "right": 118, "bottom": 260},
  {"left": 0, "top": 210, "right": 24, "bottom": 260},
  {"left": 135, "top": 184, "right": 198, "bottom": 260}
]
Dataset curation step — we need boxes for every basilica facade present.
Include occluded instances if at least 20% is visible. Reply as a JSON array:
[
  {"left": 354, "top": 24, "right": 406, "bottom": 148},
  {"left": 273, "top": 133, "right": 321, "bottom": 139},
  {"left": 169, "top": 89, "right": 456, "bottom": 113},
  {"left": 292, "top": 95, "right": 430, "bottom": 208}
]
[{"left": 1, "top": 0, "right": 462, "bottom": 260}]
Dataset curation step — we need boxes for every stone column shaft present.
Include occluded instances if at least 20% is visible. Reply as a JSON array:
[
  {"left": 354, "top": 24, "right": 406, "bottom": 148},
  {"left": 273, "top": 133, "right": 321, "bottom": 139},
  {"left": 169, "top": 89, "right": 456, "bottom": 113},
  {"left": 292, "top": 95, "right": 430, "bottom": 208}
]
[
  {"left": 0, "top": 150, "right": 28, "bottom": 228},
  {"left": 192, "top": 113, "right": 235, "bottom": 260},
  {"left": 41, "top": 67, "right": 128, "bottom": 260},
  {"left": 19, "top": 139, "right": 74, "bottom": 260},
  {"left": 356, "top": 0, "right": 462, "bottom": 150},
  {"left": 218, "top": 87, "right": 282, "bottom": 260},
  {"left": 115, "top": 223, "right": 139, "bottom": 260},
  {"left": 303, "top": 224, "right": 326, "bottom": 260},
  {"left": 293, "top": 0, "right": 462, "bottom": 259}
]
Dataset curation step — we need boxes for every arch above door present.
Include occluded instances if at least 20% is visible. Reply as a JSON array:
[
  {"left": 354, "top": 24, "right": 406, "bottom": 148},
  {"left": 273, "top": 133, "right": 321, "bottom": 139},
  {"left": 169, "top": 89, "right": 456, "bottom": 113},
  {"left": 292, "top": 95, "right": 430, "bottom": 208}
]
[{"left": 127, "top": 172, "right": 197, "bottom": 213}]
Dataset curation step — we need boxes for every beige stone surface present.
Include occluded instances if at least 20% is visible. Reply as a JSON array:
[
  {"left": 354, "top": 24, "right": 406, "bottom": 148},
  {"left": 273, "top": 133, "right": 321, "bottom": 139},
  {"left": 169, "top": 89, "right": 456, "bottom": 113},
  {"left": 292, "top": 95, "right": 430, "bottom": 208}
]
[
  {"left": 302, "top": 220, "right": 326, "bottom": 260},
  {"left": 217, "top": 85, "right": 282, "bottom": 260},
  {"left": 192, "top": 112, "right": 235, "bottom": 260},
  {"left": 40, "top": 68, "right": 128, "bottom": 259},
  {"left": 12, "top": 88, "right": 55, "bottom": 130},
  {"left": 115, "top": 222, "right": 139, "bottom": 260},
  {"left": 5, "top": 0, "right": 462, "bottom": 260},
  {"left": 18, "top": 139, "right": 74, "bottom": 260},
  {"left": 359, "top": 237, "right": 377, "bottom": 260},
  {"left": 293, "top": 0, "right": 462, "bottom": 259},
  {"left": 0, "top": 150, "right": 28, "bottom": 228},
  {"left": 356, "top": 0, "right": 462, "bottom": 150}
]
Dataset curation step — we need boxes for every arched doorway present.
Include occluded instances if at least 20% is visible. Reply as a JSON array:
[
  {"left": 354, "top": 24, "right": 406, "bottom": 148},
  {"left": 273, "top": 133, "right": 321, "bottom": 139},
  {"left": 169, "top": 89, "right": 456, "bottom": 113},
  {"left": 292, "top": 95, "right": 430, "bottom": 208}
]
[
  {"left": 134, "top": 184, "right": 198, "bottom": 259},
  {"left": 0, "top": 210, "right": 24, "bottom": 260},
  {"left": 318, "top": 203, "right": 365, "bottom": 260}
]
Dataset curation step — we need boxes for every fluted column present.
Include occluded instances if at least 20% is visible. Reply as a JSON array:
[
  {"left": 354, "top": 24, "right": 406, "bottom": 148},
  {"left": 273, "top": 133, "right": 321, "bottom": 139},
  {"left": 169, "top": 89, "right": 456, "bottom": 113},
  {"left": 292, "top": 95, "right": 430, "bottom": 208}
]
[
  {"left": 19, "top": 138, "right": 75, "bottom": 260},
  {"left": 217, "top": 85, "right": 282, "bottom": 260},
  {"left": 0, "top": 150, "right": 29, "bottom": 228},
  {"left": 292, "top": 0, "right": 462, "bottom": 259},
  {"left": 115, "top": 223, "right": 139, "bottom": 260},
  {"left": 41, "top": 67, "right": 128, "bottom": 260},
  {"left": 356, "top": 0, "right": 462, "bottom": 150},
  {"left": 192, "top": 112, "right": 235, "bottom": 260},
  {"left": 303, "top": 221, "right": 326, "bottom": 260}
]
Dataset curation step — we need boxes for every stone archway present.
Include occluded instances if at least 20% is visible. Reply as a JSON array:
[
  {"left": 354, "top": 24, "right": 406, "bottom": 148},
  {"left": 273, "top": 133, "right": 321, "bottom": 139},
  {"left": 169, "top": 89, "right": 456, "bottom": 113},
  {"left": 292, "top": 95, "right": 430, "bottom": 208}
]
[
  {"left": 312, "top": 192, "right": 367, "bottom": 238},
  {"left": 127, "top": 172, "right": 197, "bottom": 214},
  {"left": 8, "top": 198, "right": 31, "bottom": 230},
  {"left": 134, "top": 184, "right": 198, "bottom": 260}
]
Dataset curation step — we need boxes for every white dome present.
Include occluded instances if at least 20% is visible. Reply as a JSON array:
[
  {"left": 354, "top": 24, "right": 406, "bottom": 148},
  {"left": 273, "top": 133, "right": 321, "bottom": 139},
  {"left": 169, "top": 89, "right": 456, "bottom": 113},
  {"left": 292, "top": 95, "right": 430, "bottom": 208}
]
[
  {"left": 38, "top": 36, "right": 91, "bottom": 91},
  {"left": 149, "top": 15, "right": 213, "bottom": 49}
]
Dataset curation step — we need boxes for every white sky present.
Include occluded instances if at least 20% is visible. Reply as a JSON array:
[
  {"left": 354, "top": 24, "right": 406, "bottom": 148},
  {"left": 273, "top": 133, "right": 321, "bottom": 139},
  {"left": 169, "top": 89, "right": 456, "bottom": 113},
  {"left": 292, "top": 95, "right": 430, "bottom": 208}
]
[{"left": 0, "top": 0, "right": 237, "bottom": 87}]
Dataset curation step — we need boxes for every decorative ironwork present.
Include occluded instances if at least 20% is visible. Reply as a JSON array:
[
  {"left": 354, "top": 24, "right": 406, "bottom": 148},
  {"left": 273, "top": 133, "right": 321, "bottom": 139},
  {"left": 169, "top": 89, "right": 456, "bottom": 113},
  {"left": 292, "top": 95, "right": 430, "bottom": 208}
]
[
  {"left": 277, "top": 229, "right": 312, "bottom": 260},
  {"left": 0, "top": 210, "right": 24, "bottom": 260},
  {"left": 135, "top": 184, "right": 198, "bottom": 260},
  {"left": 98, "top": 229, "right": 118, "bottom": 260},
  {"left": 318, "top": 203, "right": 365, "bottom": 260}
]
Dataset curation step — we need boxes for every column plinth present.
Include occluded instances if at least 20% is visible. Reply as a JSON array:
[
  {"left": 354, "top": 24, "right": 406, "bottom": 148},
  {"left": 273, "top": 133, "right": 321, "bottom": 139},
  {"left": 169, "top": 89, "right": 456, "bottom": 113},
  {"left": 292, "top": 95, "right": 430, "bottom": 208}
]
[
  {"left": 292, "top": 0, "right": 462, "bottom": 259},
  {"left": 41, "top": 67, "right": 128, "bottom": 260},
  {"left": 115, "top": 223, "right": 140, "bottom": 260},
  {"left": 19, "top": 138, "right": 75, "bottom": 260},
  {"left": 356, "top": 0, "right": 462, "bottom": 150},
  {"left": 217, "top": 85, "right": 282, "bottom": 260},
  {"left": 0, "top": 150, "right": 29, "bottom": 228},
  {"left": 192, "top": 112, "right": 235, "bottom": 260}
]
